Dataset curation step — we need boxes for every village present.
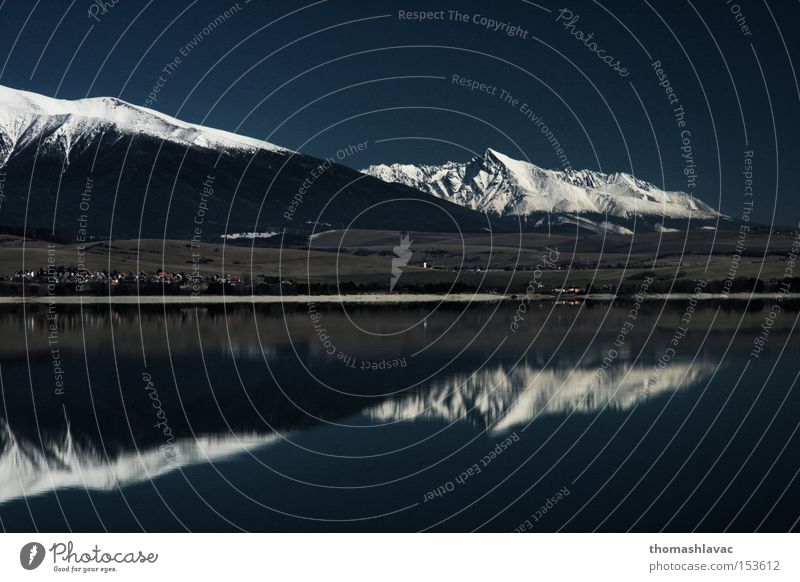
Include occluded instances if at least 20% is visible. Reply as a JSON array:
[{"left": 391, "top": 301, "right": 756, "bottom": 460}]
[
  {"left": 0, "top": 264, "right": 605, "bottom": 297},
  {"left": 5, "top": 266, "right": 245, "bottom": 295}
]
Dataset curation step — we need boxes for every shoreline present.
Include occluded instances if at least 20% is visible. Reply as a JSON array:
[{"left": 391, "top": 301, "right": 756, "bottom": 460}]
[
  {"left": 0, "top": 293, "right": 508, "bottom": 304},
  {"left": 0, "top": 292, "right": 796, "bottom": 304}
]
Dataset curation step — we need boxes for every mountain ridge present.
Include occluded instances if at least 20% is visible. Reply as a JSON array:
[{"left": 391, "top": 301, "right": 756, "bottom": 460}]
[
  {"left": 0, "top": 85, "right": 507, "bottom": 240},
  {"left": 0, "top": 85, "right": 727, "bottom": 239},
  {"left": 0, "top": 84, "right": 290, "bottom": 161},
  {"left": 363, "top": 148, "right": 724, "bottom": 227}
]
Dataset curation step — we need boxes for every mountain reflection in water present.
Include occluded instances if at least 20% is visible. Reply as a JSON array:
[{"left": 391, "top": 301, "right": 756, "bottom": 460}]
[
  {"left": 0, "top": 356, "right": 713, "bottom": 503},
  {"left": 0, "top": 301, "right": 797, "bottom": 532}
]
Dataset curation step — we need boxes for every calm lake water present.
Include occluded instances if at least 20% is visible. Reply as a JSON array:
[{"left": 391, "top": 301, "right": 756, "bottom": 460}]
[{"left": 0, "top": 300, "right": 798, "bottom": 532}]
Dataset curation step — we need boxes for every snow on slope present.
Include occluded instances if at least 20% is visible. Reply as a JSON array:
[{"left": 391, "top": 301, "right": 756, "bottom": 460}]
[
  {"left": 363, "top": 148, "right": 721, "bottom": 221},
  {"left": 0, "top": 84, "right": 290, "bottom": 160},
  {"left": 0, "top": 419, "right": 277, "bottom": 503},
  {"left": 367, "top": 358, "right": 714, "bottom": 433}
]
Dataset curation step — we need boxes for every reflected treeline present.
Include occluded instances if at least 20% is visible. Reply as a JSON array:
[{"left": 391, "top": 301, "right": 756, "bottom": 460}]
[{"left": 0, "top": 299, "right": 796, "bottom": 357}]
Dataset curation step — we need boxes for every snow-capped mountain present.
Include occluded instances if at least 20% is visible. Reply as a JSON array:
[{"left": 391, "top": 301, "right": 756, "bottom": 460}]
[
  {"left": 0, "top": 86, "right": 726, "bottom": 238},
  {"left": 0, "top": 85, "right": 497, "bottom": 239},
  {"left": 0, "top": 84, "right": 289, "bottom": 162},
  {"left": 363, "top": 148, "right": 723, "bottom": 227}
]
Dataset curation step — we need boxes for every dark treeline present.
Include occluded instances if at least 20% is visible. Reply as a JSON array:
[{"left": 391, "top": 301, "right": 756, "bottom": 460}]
[{"left": 2, "top": 274, "right": 799, "bottom": 296}]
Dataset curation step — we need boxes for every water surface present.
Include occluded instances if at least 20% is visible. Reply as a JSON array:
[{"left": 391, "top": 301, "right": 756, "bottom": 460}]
[{"left": 0, "top": 300, "right": 798, "bottom": 532}]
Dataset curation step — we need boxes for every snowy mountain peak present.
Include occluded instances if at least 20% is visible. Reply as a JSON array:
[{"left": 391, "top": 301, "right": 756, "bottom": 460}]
[
  {"left": 363, "top": 149, "right": 722, "bottom": 223},
  {"left": 482, "top": 147, "right": 537, "bottom": 171},
  {"left": 483, "top": 147, "right": 508, "bottom": 164},
  {"left": 0, "top": 84, "right": 290, "bottom": 159}
]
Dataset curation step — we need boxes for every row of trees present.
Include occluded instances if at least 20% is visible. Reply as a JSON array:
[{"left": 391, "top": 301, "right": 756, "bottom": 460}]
[
  {"left": 597, "top": 276, "right": 800, "bottom": 296},
  {"left": 2, "top": 272, "right": 798, "bottom": 296}
]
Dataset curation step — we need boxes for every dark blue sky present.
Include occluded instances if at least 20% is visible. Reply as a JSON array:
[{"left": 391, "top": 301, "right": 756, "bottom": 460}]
[{"left": 1, "top": 0, "right": 797, "bottom": 224}]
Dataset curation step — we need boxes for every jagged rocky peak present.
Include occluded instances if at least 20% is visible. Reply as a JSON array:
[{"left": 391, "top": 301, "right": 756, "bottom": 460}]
[{"left": 362, "top": 148, "right": 722, "bottom": 222}]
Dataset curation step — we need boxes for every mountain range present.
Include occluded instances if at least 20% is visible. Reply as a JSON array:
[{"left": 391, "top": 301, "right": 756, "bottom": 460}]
[
  {"left": 0, "top": 85, "right": 495, "bottom": 241},
  {"left": 0, "top": 357, "right": 710, "bottom": 503},
  {"left": 0, "top": 85, "right": 725, "bottom": 241},
  {"left": 363, "top": 148, "right": 725, "bottom": 234}
]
